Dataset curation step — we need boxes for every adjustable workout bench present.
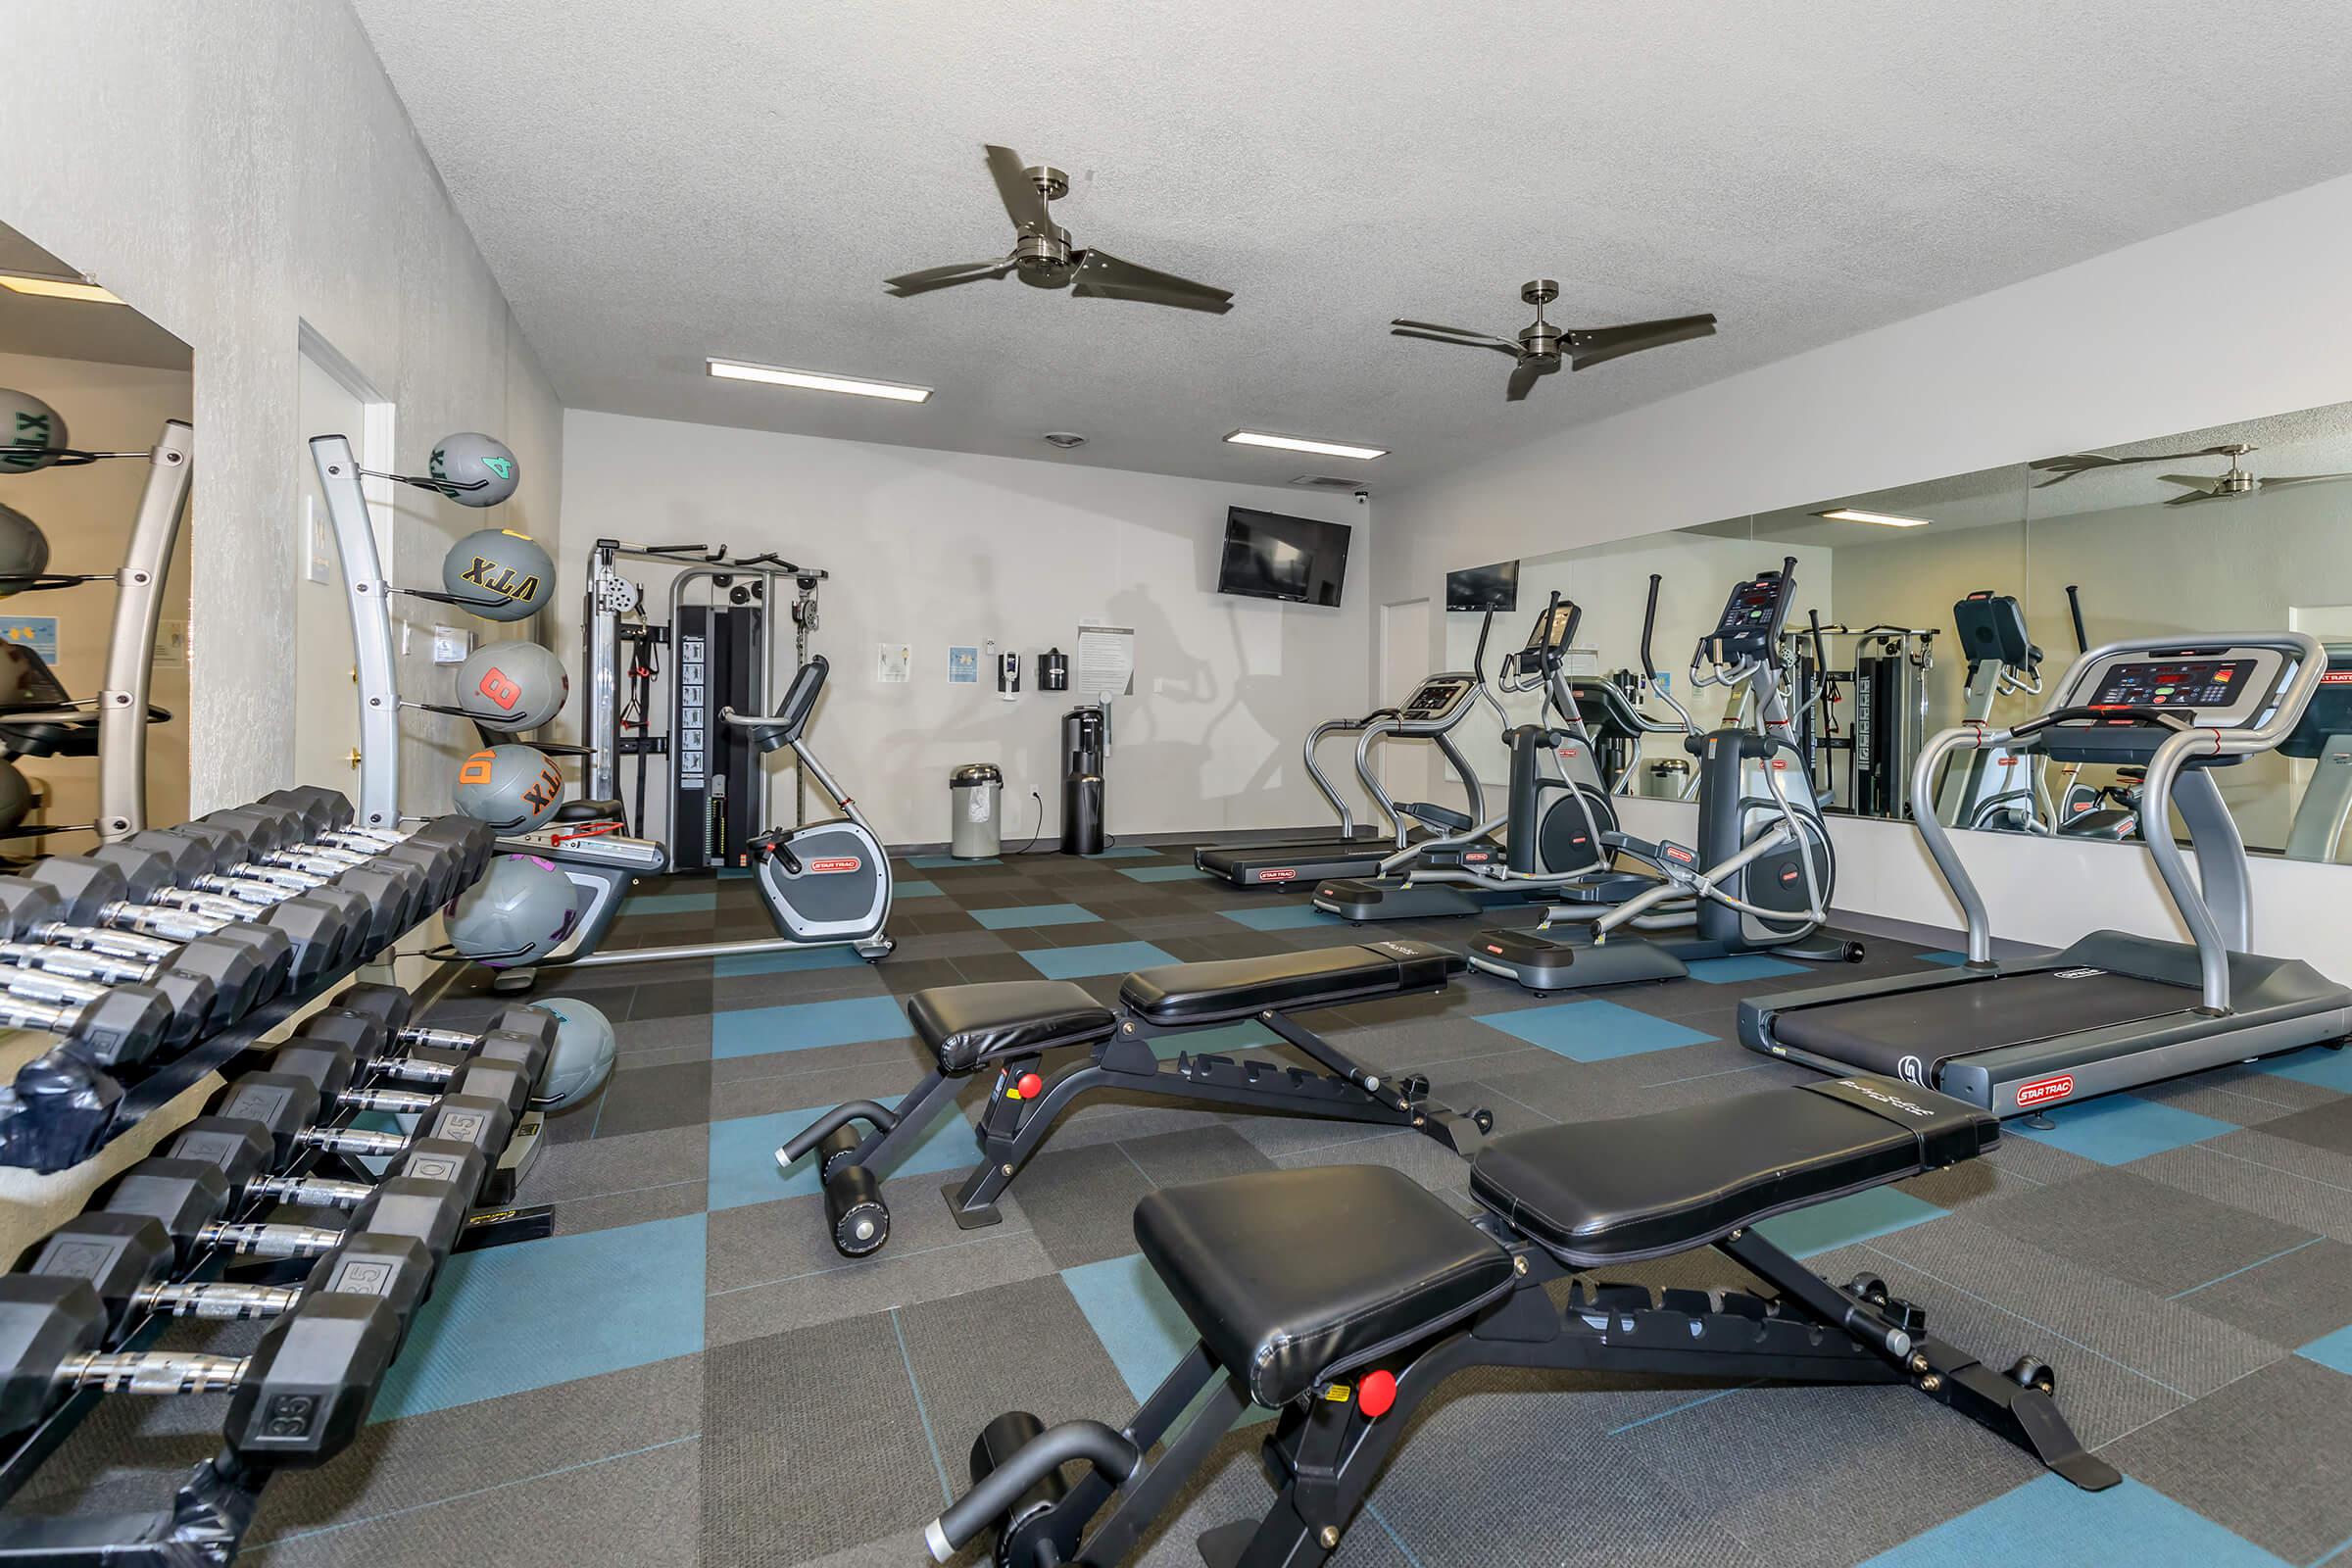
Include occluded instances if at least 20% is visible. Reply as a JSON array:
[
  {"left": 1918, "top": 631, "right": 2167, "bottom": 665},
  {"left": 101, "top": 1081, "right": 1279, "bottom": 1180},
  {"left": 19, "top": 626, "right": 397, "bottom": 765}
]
[
  {"left": 929, "top": 1074, "right": 2119, "bottom": 1568},
  {"left": 780, "top": 940, "right": 1492, "bottom": 1256}
]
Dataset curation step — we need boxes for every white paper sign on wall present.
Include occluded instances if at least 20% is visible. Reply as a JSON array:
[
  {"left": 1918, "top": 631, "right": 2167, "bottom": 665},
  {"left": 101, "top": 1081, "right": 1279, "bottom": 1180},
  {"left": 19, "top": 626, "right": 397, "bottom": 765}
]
[
  {"left": 947, "top": 645, "right": 980, "bottom": 685},
  {"left": 876, "top": 643, "right": 911, "bottom": 684}
]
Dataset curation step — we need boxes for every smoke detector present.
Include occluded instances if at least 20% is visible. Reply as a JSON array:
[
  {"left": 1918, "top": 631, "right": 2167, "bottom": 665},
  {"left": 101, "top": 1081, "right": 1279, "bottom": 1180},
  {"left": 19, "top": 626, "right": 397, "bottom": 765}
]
[{"left": 1042, "top": 431, "right": 1088, "bottom": 450}]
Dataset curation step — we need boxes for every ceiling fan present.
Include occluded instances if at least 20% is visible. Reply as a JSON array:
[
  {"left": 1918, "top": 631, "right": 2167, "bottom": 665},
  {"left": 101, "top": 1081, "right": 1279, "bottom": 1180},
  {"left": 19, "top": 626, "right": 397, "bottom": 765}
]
[
  {"left": 2148, "top": 445, "right": 2352, "bottom": 507},
  {"left": 2028, "top": 444, "right": 2251, "bottom": 488},
  {"left": 883, "top": 144, "right": 1234, "bottom": 314},
  {"left": 1390, "top": 280, "right": 1717, "bottom": 401}
]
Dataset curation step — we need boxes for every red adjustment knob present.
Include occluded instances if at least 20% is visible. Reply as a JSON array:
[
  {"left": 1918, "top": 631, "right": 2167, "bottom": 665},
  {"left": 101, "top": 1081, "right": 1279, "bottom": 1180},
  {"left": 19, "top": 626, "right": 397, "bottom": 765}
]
[
  {"left": 1358, "top": 1369, "right": 1396, "bottom": 1419},
  {"left": 1016, "top": 1072, "right": 1044, "bottom": 1100}
]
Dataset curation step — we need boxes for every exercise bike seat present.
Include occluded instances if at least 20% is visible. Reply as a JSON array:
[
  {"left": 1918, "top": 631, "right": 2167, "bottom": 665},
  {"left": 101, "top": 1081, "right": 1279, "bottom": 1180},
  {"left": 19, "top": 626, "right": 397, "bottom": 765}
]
[
  {"left": 1134, "top": 1163, "right": 1517, "bottom": 1405},
  {"left": 1470, "top": 1076, "right": 1992, "bottom": 1267},
  {"left": 906, "top": 982, "right": 1117, "bottom": 1073},
  {"left": 554, "top": 798, "right": 626, "bottom": 824}
]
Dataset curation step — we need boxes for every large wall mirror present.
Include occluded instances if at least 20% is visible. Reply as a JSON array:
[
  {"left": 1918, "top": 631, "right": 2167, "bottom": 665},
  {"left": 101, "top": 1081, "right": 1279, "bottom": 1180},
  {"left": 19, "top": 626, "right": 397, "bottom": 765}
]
[
  {"left": 1445, "top": 397, "right": 2352, "bottom": 862},
  {"left": 0, "top": 220, "right": 194, "bottom": 858}
]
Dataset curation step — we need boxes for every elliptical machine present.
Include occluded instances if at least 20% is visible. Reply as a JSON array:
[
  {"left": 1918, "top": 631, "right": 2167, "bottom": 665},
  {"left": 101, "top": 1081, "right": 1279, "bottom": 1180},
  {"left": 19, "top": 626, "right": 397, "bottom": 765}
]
[
  {"left": 1938, "top": 589, "right": 2050, "bottom": 833},
  {"left": 1463, "top": 561, "right": 1861, "bottom": 992},
  {"left": 1312, "top": 594, "right": 1650, "bottom": 921}
]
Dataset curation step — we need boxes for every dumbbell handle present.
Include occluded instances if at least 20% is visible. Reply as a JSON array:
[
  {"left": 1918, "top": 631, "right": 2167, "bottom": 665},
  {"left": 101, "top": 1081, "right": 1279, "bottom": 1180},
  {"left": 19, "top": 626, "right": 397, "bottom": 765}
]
[
  {"left": 246, "top": 1172, "right": 376, "bottom": 1207},
  {"left": 0, "top": 989, "right": 110, "bottom": 1036},
  {"left": 196, "top": 865, "right": 320, "bottom": 902},
  {"left": 401, "top": 1025, "right": 489, "bottom": 1052},
  {"left": 95, "top": 899, "right": 235, "bottom": 946},
  {"left": 195, "top": 1219, "right": 343, "bottom": 1259},
  {"left": 151, "top": 886, "right": 289, "bottom": 924},
  {"left": 56, "top": 1350, "right": 250, "bottom": 1395},
  {"left": 27, "top": 918, "right": 178, "bottom": 965},
  {"left": 299, "top": 1124, "right": 408, "bottom": 1158},
  {"left": 0, "top": 961, "right": 111, "bottom": 1006},
  {"left": 337, "top": 1086, "right": 438, "bottom": 1116},
  {"left": 131, "top": 1281, "right": 302, "bottom": 1320},
  {"left": 0, "top": 941, "right": 154, "bottom": 988},
  {"left": 259, "top": 848, "right": 360, "bottom": 880}
]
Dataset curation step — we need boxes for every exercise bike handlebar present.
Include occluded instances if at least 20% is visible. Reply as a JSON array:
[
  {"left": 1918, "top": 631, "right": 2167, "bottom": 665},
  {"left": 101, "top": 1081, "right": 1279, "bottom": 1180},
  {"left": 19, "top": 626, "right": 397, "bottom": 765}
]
[{"left": 927, "top": 1419, "right": 1142, "bottom": 1560}]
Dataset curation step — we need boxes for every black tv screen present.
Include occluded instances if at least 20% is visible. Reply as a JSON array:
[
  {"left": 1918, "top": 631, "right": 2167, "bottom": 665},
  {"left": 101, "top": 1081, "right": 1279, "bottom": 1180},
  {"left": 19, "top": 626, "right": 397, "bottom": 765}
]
[
  {"left": 1446, "top": 560, "right": 1519, "bottom": 612},
  {"left": 1216, "top": 507, "right": 1351, "bottom": 607}
]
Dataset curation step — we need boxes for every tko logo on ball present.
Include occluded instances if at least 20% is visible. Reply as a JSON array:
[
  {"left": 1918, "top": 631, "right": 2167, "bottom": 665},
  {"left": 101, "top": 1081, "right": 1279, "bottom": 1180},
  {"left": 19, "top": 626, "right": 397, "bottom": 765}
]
[{"left": 456, "top": 555, "right": 543, "bottom": 608}]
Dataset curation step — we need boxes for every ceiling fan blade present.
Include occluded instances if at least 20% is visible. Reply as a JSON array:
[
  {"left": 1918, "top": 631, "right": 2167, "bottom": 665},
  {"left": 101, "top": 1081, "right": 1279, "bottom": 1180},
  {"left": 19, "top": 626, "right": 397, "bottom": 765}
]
[
  {"left": 1391, "top": 325, "right": 1521, "bottom": 359},
  {"left": 1505, "top": 359, "right": 1545, "bottom": 402},
  {"left": 1564, "top": 314, "right": 1718, "bottom": 371},
  {"left": 1391, "top": 318, "right": 1518, "bottom": 350},
  {"left": 1069, "top": 249, "right": 1235, "bottom": 313},
  {"left": 884, "top": 257, "right": 1016, "bottom": 296},
  {"left": 2032, "top": 446, "right": 2251, "bottom": 486},
  {"left": 982, "top": 143, "right": 1053, "bottom": 234},
  {"left": 2154, "top": 473, "right": 2220, "bottom": 488},
  {"left": 2163, "top": 487, "right": 2226, "bottom": 507},
  {"left": 2257, "top": 472, "right": 2352, "bottom": 490}
]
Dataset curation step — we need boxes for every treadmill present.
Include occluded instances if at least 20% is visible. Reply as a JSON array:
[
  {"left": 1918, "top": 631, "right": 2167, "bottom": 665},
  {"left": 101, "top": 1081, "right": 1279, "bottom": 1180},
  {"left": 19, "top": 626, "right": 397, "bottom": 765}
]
[
  {"left": 2281, "top": 642, "right": 2352, "bottom": 862},
  {"left": 1194, "top": 659, "right": 1495, "bottom": 888},
  {"left": 1743, "top": 630, "right": 2352, "bottom": 1118}
]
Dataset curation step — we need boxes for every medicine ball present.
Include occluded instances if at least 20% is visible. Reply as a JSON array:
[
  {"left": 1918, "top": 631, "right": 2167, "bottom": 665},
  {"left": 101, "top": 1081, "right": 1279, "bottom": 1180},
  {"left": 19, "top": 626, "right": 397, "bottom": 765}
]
[
  {"left": 526, "top": 996, "right": 616, "bottom": 1110},
  {"left": 453, "top": 743, "right": 564, "bottom": 833},
  {"left": 0, "top": 505, "right": 47, "bottom": 592},
  {"left": 445, "top": 854, "right": 577, "bottom": 968},
  {"left": 442, "top": 527, "right": 553, "bottom": 621},
  {"left": 0, "top": 759, "right": 30, "bottom": 834},
  {"left": 455, "top": 639, "right": 568, "bottom": 731},
  {"left": 429, "top": 432, "right": 521, "bottom": 508},
  {"left": 0, "top": 389, "right": 66, "bottom": 475}
]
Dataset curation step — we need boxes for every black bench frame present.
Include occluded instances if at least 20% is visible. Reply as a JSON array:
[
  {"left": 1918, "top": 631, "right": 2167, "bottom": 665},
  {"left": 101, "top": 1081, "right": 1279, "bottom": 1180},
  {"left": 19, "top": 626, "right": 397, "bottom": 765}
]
[
  {"left": 937, "top": 1213, "right": 2118, "bottom": 1568},
  {"left": 784, "top": 976, "right": 1488, "bottom": 1253}
]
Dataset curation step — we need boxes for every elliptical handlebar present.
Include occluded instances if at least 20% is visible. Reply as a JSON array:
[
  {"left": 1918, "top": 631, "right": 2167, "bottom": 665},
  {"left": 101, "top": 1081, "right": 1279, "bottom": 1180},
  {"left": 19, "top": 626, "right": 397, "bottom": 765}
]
[
  {"left": 2066, "top": 583, "right": 2088, "bottom": 655},
  {"left": 1639, "top": 574, "right": 1662, "bottom": 685}
]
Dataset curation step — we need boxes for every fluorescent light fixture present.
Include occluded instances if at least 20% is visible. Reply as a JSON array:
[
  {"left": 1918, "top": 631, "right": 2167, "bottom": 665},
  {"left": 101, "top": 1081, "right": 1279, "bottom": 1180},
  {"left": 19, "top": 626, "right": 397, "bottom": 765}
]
[
  {"left": 0, "top": 272, "right": 124, "bottom": 305},
  {"left": 1225, "top": 429, "right": 1388, "bottom": 462},
  {"left": 1814, "top": 508, "right": 1931, "bottom": 528},
  {"left": 707, "top": 357, "right": 931, "bottom": 403}
]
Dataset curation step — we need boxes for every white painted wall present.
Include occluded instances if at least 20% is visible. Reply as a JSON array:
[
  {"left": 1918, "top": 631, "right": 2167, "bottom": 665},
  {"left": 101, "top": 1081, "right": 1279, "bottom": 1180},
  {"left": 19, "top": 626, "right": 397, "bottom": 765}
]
[
  {"left": 0, "top": 351, "right": 194, "bottom": 840},
  {"left": 0, "top": 2, "right": 563, "bottom": 814},
  {"left": 553, "top": 412, "right": 1376, "bottom": 848},
  {"left": 1376, "top": 170, "right": 2352, "bottom": 979}
]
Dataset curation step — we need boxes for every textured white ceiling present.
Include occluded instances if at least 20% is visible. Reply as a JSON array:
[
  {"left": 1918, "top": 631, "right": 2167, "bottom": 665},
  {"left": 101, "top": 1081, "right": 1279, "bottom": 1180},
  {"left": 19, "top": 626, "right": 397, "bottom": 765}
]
[{"left": 353, "top": 0, "right": 2352, "bottom": 493}]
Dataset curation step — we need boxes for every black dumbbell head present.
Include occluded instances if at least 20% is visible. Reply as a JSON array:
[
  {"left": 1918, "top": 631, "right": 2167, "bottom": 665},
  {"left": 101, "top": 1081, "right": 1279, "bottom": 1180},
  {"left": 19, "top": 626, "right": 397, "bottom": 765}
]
[
  {"left": 172, "top": 930, "right": 281, "bottom": 1022},
  {"left": 417, "top": 1094, "right": 514, "bottom": 1158},
  {"left": 14, "top": 1213, "right": 174, "bottom": 1333},
  {"left": 161, "top": 1116, "right": 275, "bottom": 1186},
  {"left": 0, "top": 1277, "right": 104, "bottom": 1437},
  {"left": 23, "top": 858, "right": 132, "bottom": 925},
  {"left": 350, "top": 1177, "right": 467, "bottom": 1264},
  {"left": 213, "top": 1073, "right": 326, "bottom": 1166},
  {"left": 0, "top": 879, "right": 67, "bottom": 944},
  {"left": 309, "top": 1233, "right": 435, "bottom": 1330},
  {"left": 226, "top": 1294, "right": 400, "bottom": 1467},
  {"left": 60, "top": 987, "right": 174, "bottom": 1070},
  {"left": 328, "top": 983, "right": 414, "bottom": 1033},
  {"left": 95, "top": 1157, "right": 233, "bottom": 1262},
  {"left": 390, "top": 1138, "right": 490, "bottom": 1200},
  {"left": 258, "top": 899, "right": 353, "bottom": 986}
]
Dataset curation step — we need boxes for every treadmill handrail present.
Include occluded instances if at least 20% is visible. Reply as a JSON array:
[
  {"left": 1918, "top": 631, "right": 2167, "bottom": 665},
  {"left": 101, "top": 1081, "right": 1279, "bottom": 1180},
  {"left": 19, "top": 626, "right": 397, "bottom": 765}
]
[{"left": 1302, "top": 712, "right": 1393, "bottom": 839}]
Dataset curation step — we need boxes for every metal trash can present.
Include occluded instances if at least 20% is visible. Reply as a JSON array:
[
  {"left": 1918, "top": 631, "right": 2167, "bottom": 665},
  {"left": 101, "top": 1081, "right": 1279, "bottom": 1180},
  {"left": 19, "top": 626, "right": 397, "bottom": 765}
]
[
  {"left": 1642, "top": 758, "right": 1693, "bottom": 800},
  {"left": 951, "top": 763, "right": 1004, "bottom": 858}
]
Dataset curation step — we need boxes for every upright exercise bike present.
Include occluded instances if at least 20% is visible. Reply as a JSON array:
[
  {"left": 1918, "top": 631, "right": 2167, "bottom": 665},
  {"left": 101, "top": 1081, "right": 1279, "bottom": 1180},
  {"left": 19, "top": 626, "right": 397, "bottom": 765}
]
[{"left": 1463, "top": 561, "right": 1861, "bottom": 992}]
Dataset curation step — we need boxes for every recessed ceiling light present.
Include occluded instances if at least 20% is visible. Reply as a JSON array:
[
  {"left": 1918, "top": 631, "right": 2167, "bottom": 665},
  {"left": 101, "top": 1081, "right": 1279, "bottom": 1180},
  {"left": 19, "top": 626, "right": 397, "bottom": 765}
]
[
  {"left": 707, "top": 357, "right": 931, "bottom": 403},
  {"left": 0, "top": 272, "right": 124, "bottom": 305},
  {"left": 1225, "top": 429, "right": 1387, "bottom": 462},
  {"left": 1814, "top": 508, "right": 1931, "bottom": 528}
]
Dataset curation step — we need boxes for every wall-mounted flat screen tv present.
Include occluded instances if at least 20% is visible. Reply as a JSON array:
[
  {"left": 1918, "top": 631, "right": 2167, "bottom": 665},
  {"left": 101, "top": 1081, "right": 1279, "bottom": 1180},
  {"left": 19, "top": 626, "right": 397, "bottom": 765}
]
[
  {"left": 1216, "top": 507, "right": 1352, "bottom": 607},
  {"left": 1446, "top": 559, "right": 1520, "bottom": 612}
]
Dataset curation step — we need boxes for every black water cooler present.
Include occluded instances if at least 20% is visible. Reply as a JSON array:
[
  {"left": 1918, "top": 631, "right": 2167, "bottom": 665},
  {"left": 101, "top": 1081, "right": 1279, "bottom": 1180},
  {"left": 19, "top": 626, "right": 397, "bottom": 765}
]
[{"left": 1060, "top": 705, "right": 1106, "bottom": 856}]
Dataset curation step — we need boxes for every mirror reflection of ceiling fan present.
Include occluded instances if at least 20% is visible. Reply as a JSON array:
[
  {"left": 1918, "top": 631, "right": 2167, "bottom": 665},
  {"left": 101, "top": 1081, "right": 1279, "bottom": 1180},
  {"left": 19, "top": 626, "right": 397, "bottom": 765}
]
[{"left": 2030, "top": 442, "right": 2352, "bottom": 506}]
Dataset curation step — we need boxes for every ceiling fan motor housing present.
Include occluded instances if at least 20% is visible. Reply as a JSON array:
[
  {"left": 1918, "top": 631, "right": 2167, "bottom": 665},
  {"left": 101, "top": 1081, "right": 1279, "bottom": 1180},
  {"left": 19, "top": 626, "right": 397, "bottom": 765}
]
[
  {"left": 1013, "top": 227, "right": 1074, "bottom": 280},
  {"left": 1518, "top": 322, "right": 1563, "bottom": 362}
]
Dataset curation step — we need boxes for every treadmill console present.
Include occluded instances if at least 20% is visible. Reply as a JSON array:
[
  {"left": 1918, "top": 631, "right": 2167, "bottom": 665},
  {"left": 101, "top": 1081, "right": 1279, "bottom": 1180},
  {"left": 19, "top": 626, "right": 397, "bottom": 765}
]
[
  {"left": 2045, "top": 642, "right": 2298, "bottom": 763},
  {"left": 1396, "top": 675, "right": 1475, "bottom": 726},
  {"left": 2280, "top": 649, "right": 2352, "bottom": 760},
  {"left": 1509, "top": 600, "right": 1582, "bottom": 678},
  {"left": 1702, "top": 571, "right": 1792, "bottom": 665}
]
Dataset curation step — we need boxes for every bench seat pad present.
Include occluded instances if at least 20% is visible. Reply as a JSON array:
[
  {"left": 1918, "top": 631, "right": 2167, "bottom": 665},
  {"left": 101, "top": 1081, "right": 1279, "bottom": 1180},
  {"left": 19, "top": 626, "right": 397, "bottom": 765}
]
[
  {"left": 1135, "top": 1164, "right": 1515, "bottom": 1407},
  {"left": 1119, "top": 940, "right": 1463, "bottom": 1028},
  {"left": 906, "top": 982, "right": 1117, "bottom": 1073},
  {"left": 1470, "top": 1076, "right": 1995, "bottom": 1267}
]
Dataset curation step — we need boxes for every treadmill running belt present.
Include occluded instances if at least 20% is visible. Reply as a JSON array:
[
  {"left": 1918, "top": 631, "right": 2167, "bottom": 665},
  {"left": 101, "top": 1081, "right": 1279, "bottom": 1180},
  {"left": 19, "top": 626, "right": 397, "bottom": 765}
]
[{"left": 1772, "top": 967, "right": 2193, "bottom": 1081}]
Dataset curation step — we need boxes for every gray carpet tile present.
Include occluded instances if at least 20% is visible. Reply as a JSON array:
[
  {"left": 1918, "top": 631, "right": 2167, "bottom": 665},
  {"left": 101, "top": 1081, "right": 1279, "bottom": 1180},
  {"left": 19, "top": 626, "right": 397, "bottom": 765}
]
[
  {"left": 1974, "top": 1166, "right": 2321, "bottom": 1298},
  {"left": 2129, "top": 1130, "right": 2352, "bottom": 1243},
  {"left": 586, "top": 1057, "right": 716, "bottom": 1138},
  {"left": 996, "top": 1140, "right": 1161, "bottom": 1269},
  {"left": 2104, "top": 1354, "right": 2352, "bottom": 1564},
  {"left": 701, "top": 1313, "right": 946, "bottom": 1563},
  {"left": 2165, "top": 1235, "right": 2352, "bottom": 1348},
  {"left": 2250, "top": 1093, "right": 2352, "bottom": 1156}
]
